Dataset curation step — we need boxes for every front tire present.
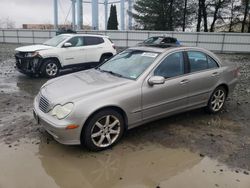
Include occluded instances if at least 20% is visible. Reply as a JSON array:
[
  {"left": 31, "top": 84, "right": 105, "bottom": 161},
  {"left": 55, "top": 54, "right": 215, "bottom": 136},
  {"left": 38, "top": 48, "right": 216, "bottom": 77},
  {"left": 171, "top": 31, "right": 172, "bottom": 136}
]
[
  {"left": 42, "top": 59, "right": 60, "bottom": 78},
  {"left": 81, "top": 109, "right": 125, "bottom": 151},
  {"left": 206, "top": 86, "right": 227, "bottom": 114}
]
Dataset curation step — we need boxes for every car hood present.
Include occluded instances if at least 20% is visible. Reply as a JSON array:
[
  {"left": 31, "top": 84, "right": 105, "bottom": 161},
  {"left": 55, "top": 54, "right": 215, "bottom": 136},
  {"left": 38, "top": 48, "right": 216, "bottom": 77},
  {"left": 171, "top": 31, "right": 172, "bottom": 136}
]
[
  {"left": 41, "top": 69, "right": 132, "bottom": 104},
  {"left": 15, "top": 44, "right": 54, "bottom": 52}
]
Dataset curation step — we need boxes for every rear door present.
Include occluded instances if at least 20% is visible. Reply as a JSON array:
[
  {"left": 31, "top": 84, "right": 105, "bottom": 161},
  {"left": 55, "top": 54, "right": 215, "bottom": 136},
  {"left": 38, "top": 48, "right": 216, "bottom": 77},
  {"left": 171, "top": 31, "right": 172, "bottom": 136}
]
[
  {"left": 83, "top": 36, "right": 105, "bottom": 63},
  {"left": 185, "top": 51, "right": 221, "bottom": 106},
  {"left": 142, "top": 51, "right": 190, "bottom": 121}
]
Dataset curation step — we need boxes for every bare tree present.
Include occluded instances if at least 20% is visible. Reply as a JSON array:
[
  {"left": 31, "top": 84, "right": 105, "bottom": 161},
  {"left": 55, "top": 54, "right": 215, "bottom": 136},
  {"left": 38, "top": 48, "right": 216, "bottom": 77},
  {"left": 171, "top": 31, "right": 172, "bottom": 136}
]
[
  {"left": 0, "top": 17, "right": 15, "bottom": 29},
  {"left": 241, "top": 0, "right": 249, "bottom": 32}
]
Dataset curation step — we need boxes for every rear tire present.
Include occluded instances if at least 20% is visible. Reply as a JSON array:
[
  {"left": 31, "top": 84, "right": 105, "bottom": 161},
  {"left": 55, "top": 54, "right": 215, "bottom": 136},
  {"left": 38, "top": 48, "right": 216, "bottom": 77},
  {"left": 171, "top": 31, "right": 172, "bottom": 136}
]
[
  {"left": 81, "top": 109, "right": 125, "bottom": 151},
  {"left": 41, "top": 59, "right": 60, "bottom": 78},
  {"left": 206, "top": 86, "right": 227, "bottom": 114},
  {"left": 99, "top": 54, "right": 112, "bottom": 64}
]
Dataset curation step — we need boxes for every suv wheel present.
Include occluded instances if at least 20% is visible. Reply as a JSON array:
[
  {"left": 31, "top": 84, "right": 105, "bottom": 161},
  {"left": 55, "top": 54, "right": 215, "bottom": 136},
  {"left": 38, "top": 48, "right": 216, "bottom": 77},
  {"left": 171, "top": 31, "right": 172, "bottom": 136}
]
[
  {"left": 42, "top": 59, "right": 60, "bottom": 78},
  {"left": 100, "top": 54, "right": 112, "bottom": 64},
  {"left": 206, "top": 86, "right": 227, "bottom": 113},
  {"left": 81, "top": 109, "right": 125, "bottom": 151}
]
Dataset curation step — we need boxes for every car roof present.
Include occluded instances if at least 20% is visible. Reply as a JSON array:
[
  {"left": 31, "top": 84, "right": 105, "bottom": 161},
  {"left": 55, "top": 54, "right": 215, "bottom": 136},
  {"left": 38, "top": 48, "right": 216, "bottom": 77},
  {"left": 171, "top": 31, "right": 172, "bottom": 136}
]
[
  {"left": 128, "top": 46, "right": 215, "bottom": 55},
  {"left": 60, "top": 33, "right": 109, "bottom": 38}
]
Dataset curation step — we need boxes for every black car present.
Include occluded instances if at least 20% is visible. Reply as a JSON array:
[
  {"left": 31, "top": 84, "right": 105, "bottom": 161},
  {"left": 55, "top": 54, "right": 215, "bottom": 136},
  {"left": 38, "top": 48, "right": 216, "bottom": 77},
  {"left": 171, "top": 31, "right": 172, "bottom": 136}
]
[{"left": 138, "top": 36, "right": 181, "bottom": 47}]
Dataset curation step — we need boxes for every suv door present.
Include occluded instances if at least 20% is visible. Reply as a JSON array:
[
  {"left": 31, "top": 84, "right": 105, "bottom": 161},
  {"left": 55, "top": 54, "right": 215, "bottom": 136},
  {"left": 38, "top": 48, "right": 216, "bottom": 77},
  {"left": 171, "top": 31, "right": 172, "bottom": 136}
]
[
  {"left": 61, "top": 36, "right": 86, "bottom": 66},
  {"left": 83, "top": 36, "right": 105, "bottom": 63},
  {"left": 185, "top": 51, "right": 221, "bottom": 106},
  {"left": 142, "top": 51, "right": 190, "bottom": 121}
]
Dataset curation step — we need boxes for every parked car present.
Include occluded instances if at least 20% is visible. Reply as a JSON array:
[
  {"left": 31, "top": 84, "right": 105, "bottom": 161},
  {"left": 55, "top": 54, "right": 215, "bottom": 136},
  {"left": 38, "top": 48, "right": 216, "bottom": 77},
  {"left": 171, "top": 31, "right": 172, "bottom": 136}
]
[
  {"left": 15, "top": 34, "right": 116, "bottom": 78},
  {"left": 33, "top": 46, "right": 239, "bottom": 151},
  {"left": 138, "top": 36, "right": 181, "bottom": 47},
  {"left": 55, "top": 28, "right": 77, "bottom": 36}
]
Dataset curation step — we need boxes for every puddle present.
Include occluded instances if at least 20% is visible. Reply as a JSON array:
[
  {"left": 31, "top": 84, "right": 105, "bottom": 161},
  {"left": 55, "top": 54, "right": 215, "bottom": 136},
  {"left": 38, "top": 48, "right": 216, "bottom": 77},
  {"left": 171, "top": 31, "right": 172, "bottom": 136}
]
[{"left": 0, "top": 140, "right": 249, "bottom": 188}]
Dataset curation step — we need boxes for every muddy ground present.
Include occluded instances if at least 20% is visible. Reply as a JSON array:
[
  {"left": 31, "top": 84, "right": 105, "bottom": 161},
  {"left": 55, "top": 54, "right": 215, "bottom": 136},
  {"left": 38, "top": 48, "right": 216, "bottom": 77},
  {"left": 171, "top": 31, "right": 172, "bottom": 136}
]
[{"left": 0, "top": 43, "right": 250, "bottom": 188}]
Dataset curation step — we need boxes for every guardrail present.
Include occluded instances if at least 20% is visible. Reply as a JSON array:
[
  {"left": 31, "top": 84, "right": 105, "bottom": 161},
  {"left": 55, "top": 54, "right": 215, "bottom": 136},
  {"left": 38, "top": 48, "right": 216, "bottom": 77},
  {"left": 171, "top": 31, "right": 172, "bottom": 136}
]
[{"left": 1, "top": 29, "right": 250, "bottom": 53}]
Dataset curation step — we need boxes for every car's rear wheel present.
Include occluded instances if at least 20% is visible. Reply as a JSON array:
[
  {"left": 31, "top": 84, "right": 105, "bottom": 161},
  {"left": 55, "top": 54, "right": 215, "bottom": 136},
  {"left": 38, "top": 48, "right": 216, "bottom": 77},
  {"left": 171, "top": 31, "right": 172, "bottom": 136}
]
[
  {"left": 81, "top": 109, "right": 125, "bottom": 151},
  {"left": 42, "top": 59, "right": 60, "bottom": 78},
  {"left": 206, "top": 86, "right": 227, "bottom": 113}
]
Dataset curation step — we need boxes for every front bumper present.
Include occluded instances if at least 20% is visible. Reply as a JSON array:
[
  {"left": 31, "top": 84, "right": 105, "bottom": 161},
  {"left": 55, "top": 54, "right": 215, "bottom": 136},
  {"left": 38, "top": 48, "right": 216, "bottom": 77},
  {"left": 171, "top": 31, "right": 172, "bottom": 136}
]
[
  {"left": 33, "top": 98, "right": 81, "bottom": 145},
  {"left": 15, "top": 53, "right": 42, "bottom": 76}
]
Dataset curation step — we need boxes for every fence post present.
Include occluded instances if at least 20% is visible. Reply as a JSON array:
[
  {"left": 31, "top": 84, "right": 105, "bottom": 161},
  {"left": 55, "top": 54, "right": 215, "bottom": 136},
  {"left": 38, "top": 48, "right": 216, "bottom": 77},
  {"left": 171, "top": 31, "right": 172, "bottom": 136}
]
[
  {"left": 126, "top": 31, "right": 129, "bottom": 48},
  {"left": 221, "top": 33, "right": 226, "bottom": 53},
  {"left": 32, "top": 30, "right": 35, "bottom": 44},
  {"left": 17, "top": 30, "right": 19, "bottom": 44},
  {"left": 196, "top": 32, "right": 199, "bottom": 47},
  {"left": 3, "top": 30, "right": 5, "bottom": 43}
]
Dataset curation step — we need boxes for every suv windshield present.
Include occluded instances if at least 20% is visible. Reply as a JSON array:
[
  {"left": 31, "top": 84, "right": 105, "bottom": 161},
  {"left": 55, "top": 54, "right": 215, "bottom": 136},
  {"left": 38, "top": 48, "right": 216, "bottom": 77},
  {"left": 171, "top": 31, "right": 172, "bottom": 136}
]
[
  {"left": 98, "top": 50, "right": 159, "bottom": 80},
  {"left": 43, "top": 35, "right": 70, "bottom": 47}
]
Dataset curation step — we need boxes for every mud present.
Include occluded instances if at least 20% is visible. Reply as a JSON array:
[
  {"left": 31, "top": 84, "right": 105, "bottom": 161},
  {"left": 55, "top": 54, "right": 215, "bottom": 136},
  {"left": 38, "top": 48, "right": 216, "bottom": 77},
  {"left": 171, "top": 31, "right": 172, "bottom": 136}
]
[{"left": 0, "top": 43, "right": 250, "bottom": 187}]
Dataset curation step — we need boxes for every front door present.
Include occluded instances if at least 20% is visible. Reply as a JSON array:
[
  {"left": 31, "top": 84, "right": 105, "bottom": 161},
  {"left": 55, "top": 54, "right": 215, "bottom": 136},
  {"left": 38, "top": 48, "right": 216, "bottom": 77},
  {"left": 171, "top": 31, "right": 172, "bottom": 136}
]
[
  {"left": 142, "top": 51, "right": 189, "bottom": 121},
  {"left": 61, "top": 36, "right": 86, "bottom": 66}
]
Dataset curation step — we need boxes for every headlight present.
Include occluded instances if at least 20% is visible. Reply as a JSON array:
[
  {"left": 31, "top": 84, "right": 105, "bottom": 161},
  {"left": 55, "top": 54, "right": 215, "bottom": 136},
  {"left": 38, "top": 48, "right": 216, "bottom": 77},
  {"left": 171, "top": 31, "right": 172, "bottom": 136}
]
[
  {"left": 26, "top": 52, "right": 39, "bottom": 57},
  {"left": 51, "top": 103, "right": 74, "bottom": 119}
]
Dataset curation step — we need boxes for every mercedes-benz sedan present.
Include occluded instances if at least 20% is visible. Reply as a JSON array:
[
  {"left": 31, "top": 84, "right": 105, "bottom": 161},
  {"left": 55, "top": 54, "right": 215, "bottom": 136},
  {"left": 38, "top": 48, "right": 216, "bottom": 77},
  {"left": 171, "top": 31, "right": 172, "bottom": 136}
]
[{"left": 33, "top": 46, "right": 239, "bottom": 151}]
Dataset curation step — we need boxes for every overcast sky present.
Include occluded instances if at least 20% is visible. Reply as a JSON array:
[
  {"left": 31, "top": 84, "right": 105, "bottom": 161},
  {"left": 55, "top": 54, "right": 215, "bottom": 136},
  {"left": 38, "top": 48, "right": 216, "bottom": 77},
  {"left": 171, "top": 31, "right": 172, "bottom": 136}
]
[{"left": 0, "top": 0, "right": 127, "bottom": 29}]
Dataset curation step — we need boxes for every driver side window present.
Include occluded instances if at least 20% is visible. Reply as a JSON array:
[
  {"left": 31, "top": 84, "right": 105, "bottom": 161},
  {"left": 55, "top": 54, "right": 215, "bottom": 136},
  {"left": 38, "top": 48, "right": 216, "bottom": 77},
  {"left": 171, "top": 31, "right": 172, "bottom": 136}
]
[
  {"left": 154, "top": 52, "right": 184, "bottom": 78},
  {"left": 66, "top": 37, "right": 84, "bottom": 47}
]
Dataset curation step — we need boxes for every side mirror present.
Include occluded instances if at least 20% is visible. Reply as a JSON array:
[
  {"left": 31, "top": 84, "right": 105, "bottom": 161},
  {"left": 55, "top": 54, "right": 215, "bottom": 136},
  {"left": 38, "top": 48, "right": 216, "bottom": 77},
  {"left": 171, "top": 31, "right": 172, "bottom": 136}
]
[
  {"left": 148, "top": 76, "right": 165, "bottom": 86},
  {"left": 63, "top": 42, "right": 72, "bottom": 48}
]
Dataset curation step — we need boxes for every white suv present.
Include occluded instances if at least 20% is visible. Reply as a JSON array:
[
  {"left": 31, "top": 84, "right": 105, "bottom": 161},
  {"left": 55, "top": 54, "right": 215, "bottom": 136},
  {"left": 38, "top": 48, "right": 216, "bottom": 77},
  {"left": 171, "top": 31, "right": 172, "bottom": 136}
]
[{"left": 15, "top": 34, "right": 117, "bottom": 78}]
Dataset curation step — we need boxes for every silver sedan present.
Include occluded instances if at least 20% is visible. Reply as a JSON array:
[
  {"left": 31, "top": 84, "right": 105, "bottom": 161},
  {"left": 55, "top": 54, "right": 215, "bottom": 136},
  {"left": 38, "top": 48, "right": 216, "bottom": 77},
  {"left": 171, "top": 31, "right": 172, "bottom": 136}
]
[{"left": 33, "top": 46, "right": 239, "bottom": 151}]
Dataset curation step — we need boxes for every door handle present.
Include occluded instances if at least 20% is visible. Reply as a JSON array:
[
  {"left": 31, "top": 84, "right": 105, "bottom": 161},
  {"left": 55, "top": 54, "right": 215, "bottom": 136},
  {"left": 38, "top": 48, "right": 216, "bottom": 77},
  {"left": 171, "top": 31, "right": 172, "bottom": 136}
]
[
  {"left": 212, "top": 72, "right": 220, "bottom": 77},
  {"left": 180, "top": 79, "right": 189, "bottom": 84}
]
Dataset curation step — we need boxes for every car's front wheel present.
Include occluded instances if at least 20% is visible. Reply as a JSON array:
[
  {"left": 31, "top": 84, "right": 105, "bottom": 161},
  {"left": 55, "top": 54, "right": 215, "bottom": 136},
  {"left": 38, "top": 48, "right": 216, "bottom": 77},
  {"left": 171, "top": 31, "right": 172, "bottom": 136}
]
[
  {"left": 42, "top": 59, "right": 60, "bottom": 78},
  {"left": 206, "top": 86, "right": 227, "bottom": 113},
  {"left": 81, "top": 109, "right": 125, "bottom": 151}
]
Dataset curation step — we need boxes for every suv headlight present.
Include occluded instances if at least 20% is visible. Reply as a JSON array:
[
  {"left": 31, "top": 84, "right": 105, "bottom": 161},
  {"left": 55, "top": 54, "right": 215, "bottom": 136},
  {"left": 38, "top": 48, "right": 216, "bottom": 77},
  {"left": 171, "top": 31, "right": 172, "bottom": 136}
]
[
  {"left": 51, "top": 103, "right": 74, "bottom": 119},
  {"left": 26, "top": 52, "right": 39, "bottom": 57}
]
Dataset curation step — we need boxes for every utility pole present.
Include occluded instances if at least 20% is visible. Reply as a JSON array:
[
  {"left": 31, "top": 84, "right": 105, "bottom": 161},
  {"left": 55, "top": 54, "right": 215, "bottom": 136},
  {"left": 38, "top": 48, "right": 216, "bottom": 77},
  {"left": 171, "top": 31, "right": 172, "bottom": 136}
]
[
  {"left": 128, "top": 0, "right": 132, "bottom": 30},
  {"left": 92, "top": 0, "right": 99, "bottom": 30},
  {"left": 54, "top": 0, "right": 58, "bottom": 29},
  {"left": 71, "top": 0, "right": 76, "bottom": 30},
  {"left": 104, "top": 0, "right": 108, "bottom": 30},
  {"left": 120, "top": 0, "right": 125, "bottom": 30},
  {"left": 76, "top": 0, "right": 83, "bottom": 30}
]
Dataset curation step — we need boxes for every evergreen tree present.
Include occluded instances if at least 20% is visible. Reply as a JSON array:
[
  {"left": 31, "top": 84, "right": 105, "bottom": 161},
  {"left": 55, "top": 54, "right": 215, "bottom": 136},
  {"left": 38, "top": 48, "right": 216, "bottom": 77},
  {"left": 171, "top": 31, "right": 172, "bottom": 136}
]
[
  {"left": 132, "top": 0, "right": 195, "bottom": 31},
  {"left": 107, "top": 4, "right": 118, "bottom": 30}
]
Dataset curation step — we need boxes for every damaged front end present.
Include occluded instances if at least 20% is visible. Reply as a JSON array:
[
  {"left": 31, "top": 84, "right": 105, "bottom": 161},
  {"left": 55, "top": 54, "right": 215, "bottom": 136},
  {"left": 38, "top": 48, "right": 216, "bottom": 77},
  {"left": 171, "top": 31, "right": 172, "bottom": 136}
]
[{"left": 15, "top": 51, "right": 43, "bottom": 76}]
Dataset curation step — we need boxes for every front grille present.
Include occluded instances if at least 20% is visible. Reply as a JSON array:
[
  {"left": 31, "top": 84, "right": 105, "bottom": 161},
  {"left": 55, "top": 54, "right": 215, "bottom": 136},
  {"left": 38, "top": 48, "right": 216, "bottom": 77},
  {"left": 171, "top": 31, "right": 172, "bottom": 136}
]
[{"left": 39, "top": 95, "right": 50, "bottom": 113}]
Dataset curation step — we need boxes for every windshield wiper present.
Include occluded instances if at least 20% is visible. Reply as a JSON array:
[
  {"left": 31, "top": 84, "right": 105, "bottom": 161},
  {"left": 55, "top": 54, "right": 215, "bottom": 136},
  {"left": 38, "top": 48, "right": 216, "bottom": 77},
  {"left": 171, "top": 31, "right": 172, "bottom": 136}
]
[{"left": 97, "top": 68, "right": 123, "bottom": 78}]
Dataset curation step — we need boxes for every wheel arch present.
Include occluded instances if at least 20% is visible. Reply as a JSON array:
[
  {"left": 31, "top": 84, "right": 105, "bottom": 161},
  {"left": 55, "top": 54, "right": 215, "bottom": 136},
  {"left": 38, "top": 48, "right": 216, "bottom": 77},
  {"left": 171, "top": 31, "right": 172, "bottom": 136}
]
[
  {"left": 216, "top": 83, "right": 229, "bottom": 98},
  {"left": 99, "top": 53, "right": 114, "bottom": 62},
  {"left": 42, "top": 57, "right": 62, "bottom": 68},
  {"left": 80, "top": 105, "right": 128, "bottom": 140}
]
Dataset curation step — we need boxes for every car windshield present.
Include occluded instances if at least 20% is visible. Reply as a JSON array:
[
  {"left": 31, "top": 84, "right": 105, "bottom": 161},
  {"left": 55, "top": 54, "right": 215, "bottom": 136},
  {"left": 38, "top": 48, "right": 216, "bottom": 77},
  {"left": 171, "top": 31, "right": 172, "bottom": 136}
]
[
  {"left": 43, "top": 35, "right": 70, "bottom": 47},
  {"left": 143, "top": 37, "right": 163, "bottom": 44},
  {"left": 98, "top": 50, "right": 159, "bottom": 80}
]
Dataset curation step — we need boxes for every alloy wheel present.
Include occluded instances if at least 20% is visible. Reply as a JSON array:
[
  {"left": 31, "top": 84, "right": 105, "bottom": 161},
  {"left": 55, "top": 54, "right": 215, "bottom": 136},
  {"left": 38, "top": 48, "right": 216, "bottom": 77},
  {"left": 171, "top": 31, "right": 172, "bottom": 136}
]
[
  {"left": 211, "top": 89, "right": 225, "bottom": 112},
  {"left": 46, "top": 63, "right": 58, "bottom": 76},
  {"left": 91, "top": 115, "right": 121, "bottom": 148}
]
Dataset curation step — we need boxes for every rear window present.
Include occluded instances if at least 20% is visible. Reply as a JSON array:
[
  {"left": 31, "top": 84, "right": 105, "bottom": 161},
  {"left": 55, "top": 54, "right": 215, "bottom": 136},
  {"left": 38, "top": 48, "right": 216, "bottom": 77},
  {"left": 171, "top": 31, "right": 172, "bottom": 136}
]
[
  {"left": 187, "top": 51, "right": 208, "bottom": 72},
  {"left": 84, "top": 36, "right": 104, "bottom": 45},
  {"left": 207, "top": 56, "right": 219, "bottom": 68}
]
